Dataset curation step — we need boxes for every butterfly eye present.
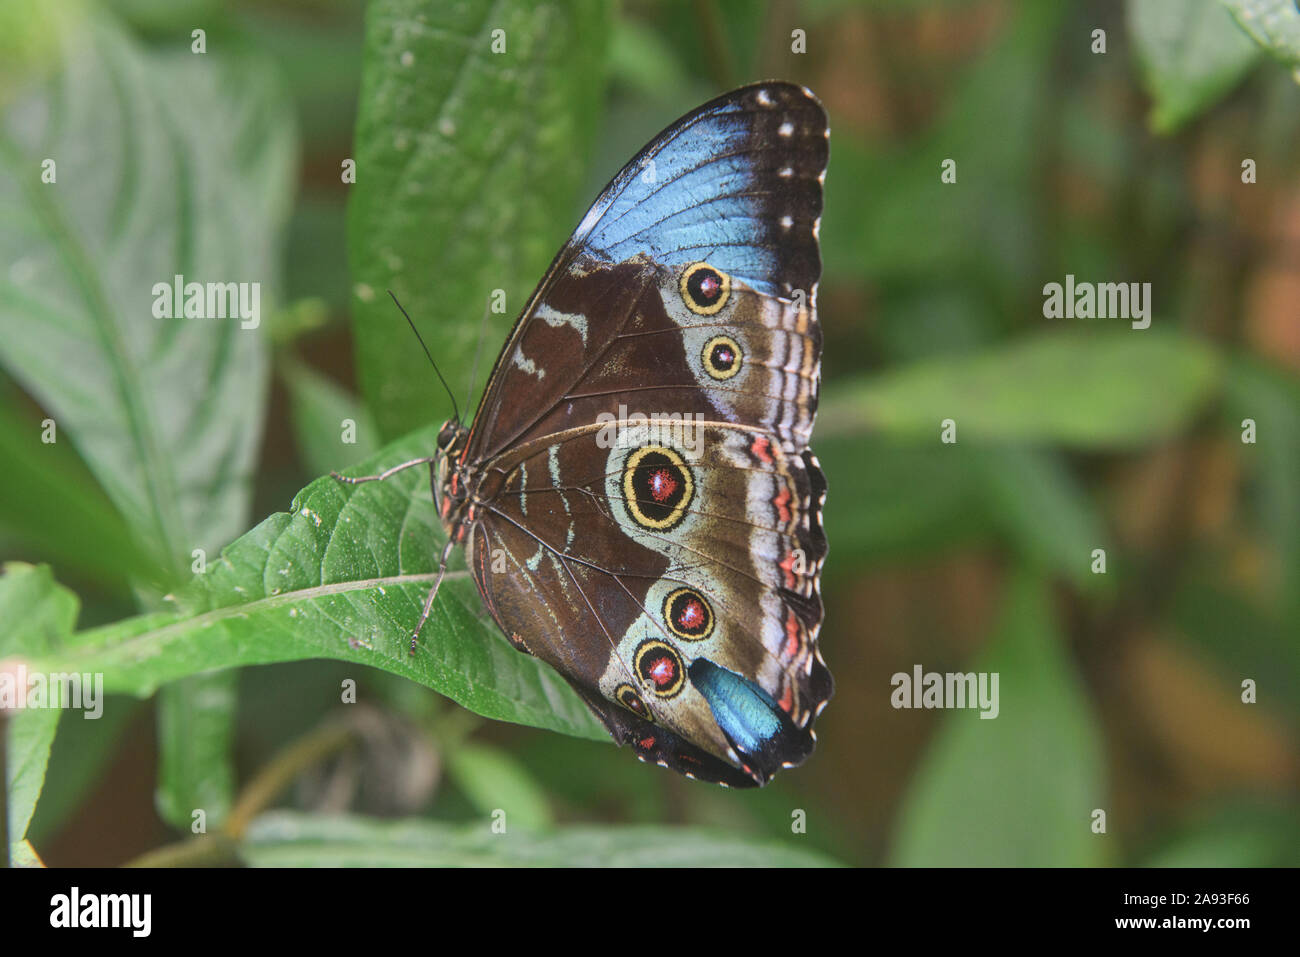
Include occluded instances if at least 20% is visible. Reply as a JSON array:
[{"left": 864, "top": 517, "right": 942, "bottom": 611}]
[
  {"left": 680, "top": 262, "right": 731, "bottom": 315},
  {"left": 634, "top": 640, "right": 686, "bottom": 698},
  {"left": 615, "top": 683, "right": 653, "bottom": 720},
  {"left": 621, "top": 445, "right": 693, "bottom": 531},
  {"left": 436, "top": 420, "right": 464, "bottom": 454},
  {"left": 701, "top": 335, "right": 743, "bottom": 380},
  {"left": 663, "top": 587, "right": 715, "bottom": 641}
]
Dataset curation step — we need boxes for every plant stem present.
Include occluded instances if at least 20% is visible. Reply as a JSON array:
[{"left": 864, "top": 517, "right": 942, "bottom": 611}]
[
  {"left": 225, "top": 719, "right": 359, "bottom": 840},
  {"left": 123, "top": 834, "right": 241, "bottom": 868},
  {"left": 121, "top": 717, "right": 359, "bottom": 867}
]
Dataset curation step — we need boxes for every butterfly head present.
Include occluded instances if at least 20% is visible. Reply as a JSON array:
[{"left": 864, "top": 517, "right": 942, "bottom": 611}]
[{"left": 435, "top": 418, "right": 466, "bottom": 457}]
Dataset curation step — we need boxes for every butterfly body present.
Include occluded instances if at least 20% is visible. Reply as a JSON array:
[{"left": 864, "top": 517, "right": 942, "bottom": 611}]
[{"left": 410, "top": 83, "right": 831, "bottom": 787}]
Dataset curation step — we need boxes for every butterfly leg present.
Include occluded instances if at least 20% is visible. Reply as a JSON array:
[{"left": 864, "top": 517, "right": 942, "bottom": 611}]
[
  {"left": 410, "top": 538, "right": 455, "bottom": 655},
  {"left": 330, "top": 456, "right": 435, "bottom": 485}
]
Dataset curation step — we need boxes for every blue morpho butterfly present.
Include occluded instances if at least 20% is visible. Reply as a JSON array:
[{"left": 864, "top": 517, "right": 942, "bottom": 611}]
[{"left": 335, "top": 82, "right": 831, "bottom": 787}]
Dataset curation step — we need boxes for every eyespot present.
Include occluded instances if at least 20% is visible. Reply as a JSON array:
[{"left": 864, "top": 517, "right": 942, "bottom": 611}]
[
  {"left": 615, "top": 682, "right": 653, "bottom": 720},
  {"left": 622, "top": 445, "right": 693, "bottom": 531},
  {"left": 701, "top": 335, "right": 743, "bottom": 380},
  {"left": 662, "top": 587, "right": 715, "bottom": 641},
  {"left": 680, "top": 262, "right": 731, "bottom": 315},
  {"left": 634, "top": 640, "right": 686, "bottom": 698}
]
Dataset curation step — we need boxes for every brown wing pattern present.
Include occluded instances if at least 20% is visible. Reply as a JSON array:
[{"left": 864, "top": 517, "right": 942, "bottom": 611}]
[
  {"left": 466, "top": 423, "right": 829, "bottom": 786},
  {"left": 464, "top": 82, "right": 827, "bottom": 464},
  {"left": 455, "top": 83, "right": 831, "bottom": 785}
]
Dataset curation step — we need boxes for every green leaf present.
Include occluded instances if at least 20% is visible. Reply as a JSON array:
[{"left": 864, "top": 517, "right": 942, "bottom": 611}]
[
  {"left": 0, "top": 10, "right": 297, "bottom": 844},
  {"left": 281, "top": 356, "right": 380, "bottom": 477},
  {"left": 5, "top": 709, "right": 59, "bottom": 861},
  {"left": 0, "top": 392, "right": 165, "bottom": 593},
  {"left": 155, "top": 674, "right": 237, "bottom": 831},
  {"left": 975, "top": 447, "right": 1109, "bottom": 589},
  {"left": 1128, "top": 0, "right": 1261, "bottom": 133},
  {"left": 1223, "top": 0, "right": 1300, "bottom": 72},
  {"left": 241, "top": 810, "right": 843, "bottom": 867},
  {"left": 0, "top": 0, "right": 61, "bottom": 103},
  {"left": 446, "top": 741, "right": 553, "bottom": 832},
  {"left": 891, "top": 570, "right": 1107, "bottom": 866},
  {"left": 815, "top": 437, "right": 995, "bottom": 567},
  {"left": 819, "top": 332, "right": 1222, "bottom": 448},
  {"left": 0, "top": 10, "right": 296, "bottom": 572},
  {"left": 348, "top": 0, "right": 612, "bottom": 440},
  {"left": 0, "top": 563, "right": 79, "bottom": 857},
  {"left": 0, "top": 562, "right": 79, "bottom": 657},
  {"left": 25, "top": 428, "right": 607, "bottom": 742}
]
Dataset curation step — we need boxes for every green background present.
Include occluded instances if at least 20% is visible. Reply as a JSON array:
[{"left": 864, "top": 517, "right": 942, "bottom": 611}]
[{"left": 1, "top": 0, "right": 1297, "bottom": 867}]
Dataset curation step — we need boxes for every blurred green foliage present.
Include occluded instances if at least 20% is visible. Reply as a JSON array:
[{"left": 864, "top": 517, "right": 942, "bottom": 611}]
[{"left": 1, "top": 0, "right": 1297, "bottom": 867}]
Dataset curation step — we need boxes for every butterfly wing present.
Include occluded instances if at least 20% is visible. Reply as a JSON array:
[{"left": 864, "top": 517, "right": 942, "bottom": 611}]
[
  {"left": 463, "top": 82, "right": 826, "bottom": 464},
  {"left": 468, "top": 422, "right": 829, "bottom": 786},
  {"left": 462, "top": 83, "right": 830, "bottom": 785}
]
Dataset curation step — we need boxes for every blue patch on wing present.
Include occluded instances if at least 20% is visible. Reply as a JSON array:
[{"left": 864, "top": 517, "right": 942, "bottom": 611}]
[
  {"left": 567, "top": 83, "right": 827, "bottom": 299},
  {"left": 689, "top": 658, "right": 783, "bottom": 754}
]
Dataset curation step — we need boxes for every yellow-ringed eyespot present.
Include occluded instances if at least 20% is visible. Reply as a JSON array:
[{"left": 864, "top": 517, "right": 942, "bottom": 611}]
[
  {"left": 622, "top": 445, "right": 693, "bottom": 531},
  {"left": 680, "top": 262, "right": 731, "bottom": 315},
  {"left": 634, "top": 640, "right": 686, "bottom": 698},
  {"left": 701, "top": 334, "right": 743, "bottom": 380},
  {"left": 663, "top": 587, "right": 714, "bottom": 641},
  {"left": 615, "top": 683, "right": 653, "bottom": 720}
]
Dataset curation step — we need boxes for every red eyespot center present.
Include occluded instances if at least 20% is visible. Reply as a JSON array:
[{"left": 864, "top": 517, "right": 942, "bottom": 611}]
[
  {"left": 647, "top": 655, "right": 677, "bottom": 688},
  {"left": 648, "top": 468, "right": 678, "bottom": 502},
  {"left": 698, "top": 275, "right": 720, "bottom": 300},
  {"left": 679, "top": 599, "right": 705, "bottom": 629}
]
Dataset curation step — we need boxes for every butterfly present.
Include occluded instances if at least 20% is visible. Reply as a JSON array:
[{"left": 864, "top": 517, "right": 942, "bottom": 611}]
[{"left": 338, "top": 82, "right": 831, "bottom": 787}]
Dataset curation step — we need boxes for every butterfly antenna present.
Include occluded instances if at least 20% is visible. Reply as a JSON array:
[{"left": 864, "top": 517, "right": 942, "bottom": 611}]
[
  {"left": 464, "top": 291, "right": 494, "bottom": 414},
  {"left": 388, "top": 290, "right": 460, "bottom": 424}
]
